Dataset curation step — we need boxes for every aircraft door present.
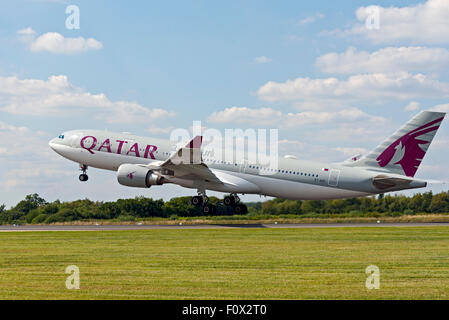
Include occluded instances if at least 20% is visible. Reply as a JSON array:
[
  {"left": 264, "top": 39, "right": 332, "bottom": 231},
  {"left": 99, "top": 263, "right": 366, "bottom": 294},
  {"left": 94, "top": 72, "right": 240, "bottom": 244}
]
[{"left": 328, "top": 169, "right": 340, "bottom": 187}]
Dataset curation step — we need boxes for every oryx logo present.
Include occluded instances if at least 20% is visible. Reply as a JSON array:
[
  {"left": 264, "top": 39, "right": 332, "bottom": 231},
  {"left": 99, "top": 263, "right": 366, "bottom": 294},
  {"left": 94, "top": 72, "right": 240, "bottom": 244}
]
[
  {"left": 127, "top": 171, "right": 136, "bottom": 180},
  {"left": 376, "top": 117, "right": 443, "bottom": 177}
]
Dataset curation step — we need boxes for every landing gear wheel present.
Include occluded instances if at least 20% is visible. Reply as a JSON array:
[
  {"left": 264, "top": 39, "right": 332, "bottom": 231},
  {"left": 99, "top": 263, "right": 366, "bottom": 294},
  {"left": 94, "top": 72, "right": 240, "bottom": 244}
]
[
  {"left": 224, "top": 194, "right": 240, "bottom": 206},
  {"left": 191, "top": 196, "right": 203, "bottom": 206},
  {"left": 203, "top": 204, "right": 216, "bottom": 215},
  {"left": 234, "top": 204, "right": 248, "bottom": 215},
  {"left": 223, "top": 196, "right": 235, "bottom": 206},
  {"left": 79, "top": 164, "right": 88, "bottom": 182}
]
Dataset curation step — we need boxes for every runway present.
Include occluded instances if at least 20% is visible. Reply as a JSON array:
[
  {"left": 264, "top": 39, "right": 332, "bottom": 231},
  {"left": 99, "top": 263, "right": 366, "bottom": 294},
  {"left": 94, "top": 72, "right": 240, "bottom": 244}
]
[{"left": 1, "top": 222, "right": 449, "bottom": 232}]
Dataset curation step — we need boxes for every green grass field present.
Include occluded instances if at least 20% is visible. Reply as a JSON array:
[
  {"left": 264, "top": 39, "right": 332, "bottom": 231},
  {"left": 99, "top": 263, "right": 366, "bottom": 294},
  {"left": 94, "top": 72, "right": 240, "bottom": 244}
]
[{"left": 0, "top": 227, "right": 449, "bottom": 299}]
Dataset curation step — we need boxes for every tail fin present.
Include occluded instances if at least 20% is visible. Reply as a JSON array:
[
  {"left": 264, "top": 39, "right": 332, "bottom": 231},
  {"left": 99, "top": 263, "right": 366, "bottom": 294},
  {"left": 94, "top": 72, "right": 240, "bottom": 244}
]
[{"left": 349, "top": 111, "right": 445, "bottom": 177}]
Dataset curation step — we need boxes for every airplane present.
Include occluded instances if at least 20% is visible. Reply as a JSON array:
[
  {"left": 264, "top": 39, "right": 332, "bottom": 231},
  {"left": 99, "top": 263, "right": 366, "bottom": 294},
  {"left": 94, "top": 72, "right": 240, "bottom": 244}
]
[{"left": 49, "top": 110, "right": 445, "bottom": 215}]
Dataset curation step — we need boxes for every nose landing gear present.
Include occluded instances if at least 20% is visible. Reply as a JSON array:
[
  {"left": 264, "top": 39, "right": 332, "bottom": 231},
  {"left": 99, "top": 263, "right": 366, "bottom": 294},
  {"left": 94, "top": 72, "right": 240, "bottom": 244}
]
[{"left": 79, "top": 164, "right": 89, "bottom": 182}]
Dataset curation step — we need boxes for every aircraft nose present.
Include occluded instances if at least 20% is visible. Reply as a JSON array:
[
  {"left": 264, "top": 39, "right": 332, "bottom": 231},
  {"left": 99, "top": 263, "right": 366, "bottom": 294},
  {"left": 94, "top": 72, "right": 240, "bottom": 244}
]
[{"left": 49, "top": 138, "right": 60, "bottom": 151}]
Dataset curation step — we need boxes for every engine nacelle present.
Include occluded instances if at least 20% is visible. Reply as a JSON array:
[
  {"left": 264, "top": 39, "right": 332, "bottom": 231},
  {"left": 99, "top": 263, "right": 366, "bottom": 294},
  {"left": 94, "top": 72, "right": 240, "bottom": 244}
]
[{"left": 117, "top": 164, "right": 164, "bottom": 188}]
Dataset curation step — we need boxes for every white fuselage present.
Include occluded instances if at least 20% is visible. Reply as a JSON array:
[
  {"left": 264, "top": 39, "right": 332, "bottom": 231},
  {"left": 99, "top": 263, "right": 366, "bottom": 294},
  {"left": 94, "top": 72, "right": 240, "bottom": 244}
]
[{"left": 49, "top": 130, "right": 427, "bottom": 200}]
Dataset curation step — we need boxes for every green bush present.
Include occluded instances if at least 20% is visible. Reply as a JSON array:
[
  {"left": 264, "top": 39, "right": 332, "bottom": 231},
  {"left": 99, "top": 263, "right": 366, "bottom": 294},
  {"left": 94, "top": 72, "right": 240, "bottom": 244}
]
[
  {"left": 31, "top": 214, "right": 48, "bottom": 224},
  {"left": 25, "top": 210, "right": 40, "bottom": 223},
  {"left": 115, "top": 215, "right": 136, "bottom": 222},
  {"left": 2, "top": 191, "right": 449, "bottom": 225}
]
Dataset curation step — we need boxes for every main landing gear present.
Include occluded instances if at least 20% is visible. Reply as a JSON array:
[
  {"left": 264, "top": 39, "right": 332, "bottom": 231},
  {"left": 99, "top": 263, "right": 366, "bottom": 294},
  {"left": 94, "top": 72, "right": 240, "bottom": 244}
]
[
  {"left": 191, "top": 190, "right": 216, "bottom": 215},
  {"left": 190, "top": 192, "right": 248, "bottom": 215},
  {"left": 224, "top": 194, "right": 248, "bottom": 215},
  {"left": 79, "top": 164, "right": 89, "bottom": 182}
]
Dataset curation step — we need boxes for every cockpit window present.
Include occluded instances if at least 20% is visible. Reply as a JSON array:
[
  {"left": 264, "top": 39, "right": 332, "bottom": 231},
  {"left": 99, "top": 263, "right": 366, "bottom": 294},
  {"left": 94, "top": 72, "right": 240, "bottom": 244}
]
[{"left": 58, "top": 134, "right": 65, "bottom": 139}]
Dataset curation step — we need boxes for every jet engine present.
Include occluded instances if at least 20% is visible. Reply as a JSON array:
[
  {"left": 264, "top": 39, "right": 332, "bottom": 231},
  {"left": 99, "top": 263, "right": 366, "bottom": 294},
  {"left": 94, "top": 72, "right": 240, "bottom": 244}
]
[{"left": 117, "top": 164, "right": 164, "bottom": 188}]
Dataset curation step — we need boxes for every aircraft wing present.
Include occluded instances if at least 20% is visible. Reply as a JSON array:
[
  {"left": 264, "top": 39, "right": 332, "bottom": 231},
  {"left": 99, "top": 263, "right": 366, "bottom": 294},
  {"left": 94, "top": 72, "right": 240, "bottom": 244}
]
[{"left": 143, "top": 136, "right": 223, "bottom": 184}]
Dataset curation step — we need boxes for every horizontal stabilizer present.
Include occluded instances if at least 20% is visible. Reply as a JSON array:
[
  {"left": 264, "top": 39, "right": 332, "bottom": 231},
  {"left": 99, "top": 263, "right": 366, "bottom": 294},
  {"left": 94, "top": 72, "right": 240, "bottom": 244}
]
[
  {"left": 372, "top": 174, "right": 426, "bottom": 190},
  {"left": 342, "top": 153, "right": 362, "bottom": 163}
]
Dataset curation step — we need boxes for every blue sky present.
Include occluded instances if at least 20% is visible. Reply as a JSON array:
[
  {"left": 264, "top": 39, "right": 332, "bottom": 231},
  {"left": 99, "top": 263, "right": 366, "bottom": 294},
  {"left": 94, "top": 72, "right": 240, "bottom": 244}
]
[{"left": 1, "top": 0, "right": 449, "bottom": 207}]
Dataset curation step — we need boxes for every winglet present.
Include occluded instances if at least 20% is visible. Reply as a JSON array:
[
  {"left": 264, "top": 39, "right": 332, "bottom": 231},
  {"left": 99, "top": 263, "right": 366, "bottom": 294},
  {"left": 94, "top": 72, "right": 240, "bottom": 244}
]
[{"left": 185, "top": 136, "right": 203, "bottom": 149}]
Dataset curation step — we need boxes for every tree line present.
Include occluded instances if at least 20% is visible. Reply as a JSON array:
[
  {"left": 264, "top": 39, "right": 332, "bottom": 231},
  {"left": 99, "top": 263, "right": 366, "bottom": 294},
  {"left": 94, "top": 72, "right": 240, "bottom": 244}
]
[{"left": 1, "top": 191, "right": 449, "bottom": 224}]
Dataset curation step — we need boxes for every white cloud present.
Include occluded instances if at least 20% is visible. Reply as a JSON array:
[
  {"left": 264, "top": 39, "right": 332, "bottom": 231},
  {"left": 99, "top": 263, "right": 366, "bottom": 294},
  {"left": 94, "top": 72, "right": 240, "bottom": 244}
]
[
  {"left": 17, "top": 28, "right": 102, "bottom": 54},
  {"left": 30, "top": 32, "right": 103, "bottom": 54},
  {"left": 208, "top": 106, "right": 386, "bottom": 128},
  {"left": 257, "top": 72, "right": 449, "bottom": 106},
  {"left": 343, "top": 0, "right": 449, "bottom": 44},
  {"left": 431, "top": 136, "right": 449, "bottom": 149},
  {"left": 284, "top": 108, "right": 387, "bottom": 127},
  {"left": 0, "top": 121, "right": 29, "bottom": 134},
  {"left": 316, "top": 47, "right": 449, "bottom": 74},
  {"left": 404, "top": 101, "right": 420, "bottom": 111},
  {"left": 0, "top": 75, "right": 175, "bottom": 123},
  {"left": 278, "top": 140, "right": 305, "bottom": 158},
  {"left": 430, "top": 103, "right": 449, "bottom": 112},
  {"left": 208, "top": 106, "right": 282, "bottom": 125},
  {"left": 254, "top": 56, "right": 272, "bottom": 64},
  {"left": 279, "top": 139, "right": 305, "bottom": 149},
  {"left": 146, "top": 126, "right": 175, "bottom": 135},
  {"left": 4, "top": 165, "right": 72, "bottom": 189},
  {"left": 333, "top": 147, "right": 368, "bottom": 157},
  {"left": 299, "top": 13, "right": 325, "bottom": 25},
  {"left": 17, "top": 27, "right": 36, "bottom": 36},
  {"left": 315, "top": 126, "right": 391, "bottom": 144},
  {"left": 17, "top": 27, "right": 37, "bottom": 44},
  {"left": 299, "top": 17, "right": 315, "bottom": 25},
  {"left": 0, "top": 122, "right": 64, "bottom": 192},
  {"left": 0, "top": 121, "right": 53, "bottom": 159}
]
